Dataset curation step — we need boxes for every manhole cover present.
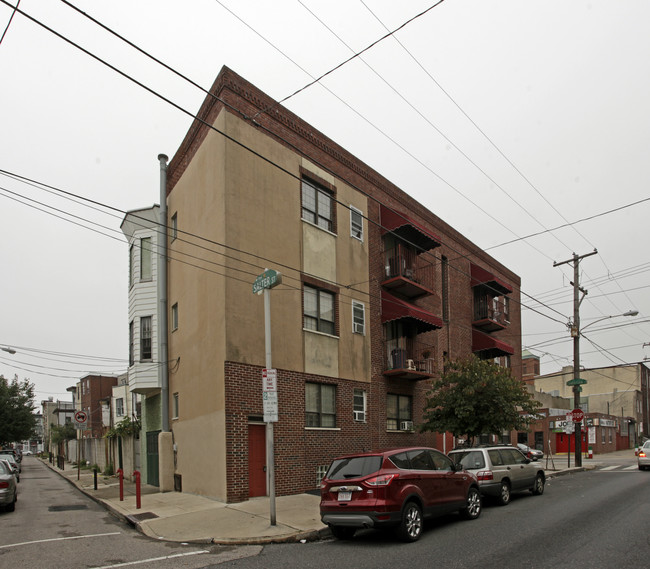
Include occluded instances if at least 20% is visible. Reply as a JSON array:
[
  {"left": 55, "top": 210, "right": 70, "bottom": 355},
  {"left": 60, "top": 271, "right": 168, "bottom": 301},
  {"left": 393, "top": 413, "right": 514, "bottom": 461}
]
[{"left": 49, "top": 505, "right": 89, "bottom": 512}]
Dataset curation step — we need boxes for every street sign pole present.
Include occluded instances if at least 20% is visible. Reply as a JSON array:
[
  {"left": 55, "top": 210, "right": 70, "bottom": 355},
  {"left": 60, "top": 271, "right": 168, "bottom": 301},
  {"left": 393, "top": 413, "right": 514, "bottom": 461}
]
[
  {"left": 264, "top": 286, "right": 276, "bottom": 527},
  {"left": 253, "top": 269, "right": 281, "bottom": 527}
]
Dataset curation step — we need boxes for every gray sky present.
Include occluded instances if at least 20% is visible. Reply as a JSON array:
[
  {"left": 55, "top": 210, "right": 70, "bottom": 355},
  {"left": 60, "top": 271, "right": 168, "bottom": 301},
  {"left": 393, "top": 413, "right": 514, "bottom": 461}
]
[{"left": 1, "top": 0, "right": 649, "bottom": 403}]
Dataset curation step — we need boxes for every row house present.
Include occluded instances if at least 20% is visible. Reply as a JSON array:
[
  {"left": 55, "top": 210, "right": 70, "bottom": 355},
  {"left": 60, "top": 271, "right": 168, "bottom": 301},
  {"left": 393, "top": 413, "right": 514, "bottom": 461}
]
[{"left": 124, "top": 66, "right": 521, "bottom": 502}]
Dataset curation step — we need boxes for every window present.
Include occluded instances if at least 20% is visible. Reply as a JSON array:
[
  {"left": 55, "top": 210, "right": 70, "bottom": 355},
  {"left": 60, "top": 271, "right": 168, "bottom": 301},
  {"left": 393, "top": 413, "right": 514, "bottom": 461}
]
[
  {"left": 128, "top": 321, "right": 134, "bottom": 366},
  {"left": 171, "top": 212, "right": 177, "bottom": 242},
  {"left": 353, "top": 389, "right": 366, "bottom": 422},
  {"left": 441, "top": 255, "right": 449, "bottom": 321},
  {"left": 140, "top": 237, "right": 152, "bottom": 280},
  {"left": 386, "top": 394, "right": 412, "bottom": 431},
  {"left": 172, "top": 393, "right": 179, "bottom": 419},
  {"left": 305, "top": 383, "right": 336, "bottom": 428},
  {"left": 129, "top": 244, "right": 135, "bottom": 288},
  {"left": 116, "top": 398, "right": 124, "bottom": 417},
  {"left": 302, "top": 178, "right": 334, "bottom": 232},
  {"left": 352, "top": 301, "right": 365, "bottom": 335},
  {"left": 140, "top": 316, "right": 152, "bottom": 361},
  {"left": 316, "top": 464, "right": 328, "bottom": 486},
  {"left": 350, "top": 206, "right": 363, "bottom": 241},
  {"left": 171, "top": 303, "right": 178, "bottom": 331},
  {"left": 504, "top": 296, "right": 510, "bottom": 322},
  {"left": 303, "top": 285, "right": 335, "bottom": 335}
]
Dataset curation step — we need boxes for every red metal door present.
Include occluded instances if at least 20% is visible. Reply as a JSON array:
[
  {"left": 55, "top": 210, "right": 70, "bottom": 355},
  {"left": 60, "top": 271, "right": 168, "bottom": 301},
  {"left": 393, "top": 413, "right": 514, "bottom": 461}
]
[{"left": 248, "top": 425, "right": 266, "bottom": 497}]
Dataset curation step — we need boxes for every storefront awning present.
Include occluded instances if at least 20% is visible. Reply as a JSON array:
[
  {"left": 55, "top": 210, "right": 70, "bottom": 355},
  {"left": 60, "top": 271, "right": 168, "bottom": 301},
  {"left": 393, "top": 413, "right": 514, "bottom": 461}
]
[
  {"left": 470, "top": 263, "right": 513, "bottom": 295},
  {"left": 472, "top": 329, "right": 514, "bottom": 356},
  {"left": 380, "top": 205, "right": 441, "bottom": 252},
  {"left": 381, "top": 290, "right": 443, "bottom": 333}
]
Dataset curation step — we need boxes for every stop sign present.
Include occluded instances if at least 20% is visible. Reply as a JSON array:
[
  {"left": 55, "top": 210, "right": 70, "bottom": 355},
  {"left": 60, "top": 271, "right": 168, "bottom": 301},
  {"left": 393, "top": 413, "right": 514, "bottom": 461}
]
[{"left": 570, "top": 408, "right": 585, "bottom": 423}]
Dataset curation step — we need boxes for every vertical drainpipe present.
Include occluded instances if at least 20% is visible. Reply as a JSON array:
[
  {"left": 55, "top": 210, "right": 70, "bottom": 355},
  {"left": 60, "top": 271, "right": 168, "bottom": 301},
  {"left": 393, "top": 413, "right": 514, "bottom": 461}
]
[{"left": 158, "top": 154, "right": 170, "bottom": 432}]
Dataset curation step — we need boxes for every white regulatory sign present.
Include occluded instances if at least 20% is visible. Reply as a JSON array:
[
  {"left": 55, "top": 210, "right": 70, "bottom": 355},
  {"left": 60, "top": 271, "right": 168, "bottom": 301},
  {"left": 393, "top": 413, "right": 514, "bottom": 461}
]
[
  {"left": 263, "top": 391, "right": 278, "bottom": 422},
  {"left": 262, "top": 368, "right": 277, "bottom": 392}
]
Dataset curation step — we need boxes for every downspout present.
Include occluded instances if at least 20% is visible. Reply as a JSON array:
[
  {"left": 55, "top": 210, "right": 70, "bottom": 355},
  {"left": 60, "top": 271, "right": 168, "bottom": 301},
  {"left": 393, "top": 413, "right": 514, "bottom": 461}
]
[{"left": 158, "top": 154, "right": 170, "bottom": 432}]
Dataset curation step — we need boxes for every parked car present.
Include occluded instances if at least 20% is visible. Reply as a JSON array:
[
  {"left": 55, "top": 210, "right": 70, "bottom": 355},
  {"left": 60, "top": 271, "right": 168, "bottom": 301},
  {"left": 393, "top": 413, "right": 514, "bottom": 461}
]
[
  {"left": 0, "top": 454, "right": 20, "bottom": 482},
  {"left": 0, "top": 460, "right": 17, "bottom": 512},
  {"left": 448, "top": 445, "right": 545, "bottom": 505},
  {"left": 638, "top": 440, "right": 650, "bottom": 470},
  {"left": 320, "top": 447, "right": 481, "bottom": 542},
  {"left": 517, "top": 443, "right": 544, "bottom": 461}
]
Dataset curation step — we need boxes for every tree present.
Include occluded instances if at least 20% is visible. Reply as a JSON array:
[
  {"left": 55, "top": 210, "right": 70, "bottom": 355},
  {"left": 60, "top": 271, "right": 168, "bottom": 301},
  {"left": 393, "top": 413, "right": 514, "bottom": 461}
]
[
  {"left": 50, "top": 422, "right": 77, "bottom": 446},
  {"left": 420, "top": 356, "right": 541, "bottom": 446},
  {"left": 0, "top": 374, "right": 37, "bottom": 446}
]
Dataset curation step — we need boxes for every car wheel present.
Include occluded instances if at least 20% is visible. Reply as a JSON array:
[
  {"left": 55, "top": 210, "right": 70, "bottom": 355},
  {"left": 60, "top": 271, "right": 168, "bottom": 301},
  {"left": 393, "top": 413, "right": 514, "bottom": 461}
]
[
  {"left": 6, "top": 493, "right": 16, "bottom": 512},
  {"left": 397, "top": 501, "right": 423, "bottom": 542},
  {"left": 532, "top": 473, "right": 545, "bottom": 495},
  {"left": 330, "top": 526, "right": 356, "bottom": 540},
  {"left": 497, "top": 481, "right": 511, "bottom": 506},
  {"left": 461, "top": 487, "right": 481, "bottom": 520}
]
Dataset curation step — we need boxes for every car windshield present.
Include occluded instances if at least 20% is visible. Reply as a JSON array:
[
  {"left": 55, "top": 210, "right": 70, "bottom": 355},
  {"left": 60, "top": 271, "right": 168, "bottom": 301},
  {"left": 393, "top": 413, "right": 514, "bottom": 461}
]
[
  {"left": 326, "top": 456, "right": 383, "bottom": 480},
  {"left": 450, "top": 450, "right": 486, "bottom": 470}
]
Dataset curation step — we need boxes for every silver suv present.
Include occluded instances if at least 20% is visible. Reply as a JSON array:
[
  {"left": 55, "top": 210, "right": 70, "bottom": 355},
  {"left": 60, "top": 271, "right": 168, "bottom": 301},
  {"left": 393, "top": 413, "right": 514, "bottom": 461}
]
[{"left": 448, "top": 445, "right": 545, "bottom": 505}]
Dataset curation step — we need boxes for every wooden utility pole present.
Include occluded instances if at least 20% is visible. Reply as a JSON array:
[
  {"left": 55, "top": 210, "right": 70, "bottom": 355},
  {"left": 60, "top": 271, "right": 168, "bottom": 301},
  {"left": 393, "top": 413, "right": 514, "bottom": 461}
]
[{"left": 553, "top": 249, "right": 598, "bottom": 467}]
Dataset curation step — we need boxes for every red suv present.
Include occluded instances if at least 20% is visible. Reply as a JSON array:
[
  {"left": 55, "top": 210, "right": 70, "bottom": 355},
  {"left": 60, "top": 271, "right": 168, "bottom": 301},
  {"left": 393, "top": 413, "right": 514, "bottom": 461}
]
[{"left": 319, "top": 447, "right": 481, "bottom": 542}]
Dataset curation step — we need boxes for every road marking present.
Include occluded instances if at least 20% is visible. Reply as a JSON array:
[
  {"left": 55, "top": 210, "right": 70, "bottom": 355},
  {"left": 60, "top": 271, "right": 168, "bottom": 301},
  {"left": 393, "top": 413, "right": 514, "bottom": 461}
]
[
  {"left": 600, "top": 465, "right": 620, "bottom": 471},
  {"left": 90, "top": 551, "right": 208, "bottom": 568},
  {"left": 0, "top": 532, "right": 121, "bottom": 550},
  {"left": 623, "top": 465, "right": 638, "bottom": 470}
]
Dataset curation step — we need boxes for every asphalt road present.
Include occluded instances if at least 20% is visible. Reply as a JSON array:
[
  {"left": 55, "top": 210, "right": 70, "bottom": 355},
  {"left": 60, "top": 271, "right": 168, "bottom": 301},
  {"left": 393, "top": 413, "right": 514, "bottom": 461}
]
[
  {"left": 0, "top": 457, "right": 261, "bottom": 569},
  {"left": 214, "top": 461, "right": 650, "bottom": 569}
]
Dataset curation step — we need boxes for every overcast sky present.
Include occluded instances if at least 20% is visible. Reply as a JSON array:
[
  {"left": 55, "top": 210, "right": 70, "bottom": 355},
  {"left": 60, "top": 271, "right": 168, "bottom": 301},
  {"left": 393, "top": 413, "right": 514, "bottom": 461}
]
[{"left": 1, "top": 0, "right": 649, "bottom": 405}]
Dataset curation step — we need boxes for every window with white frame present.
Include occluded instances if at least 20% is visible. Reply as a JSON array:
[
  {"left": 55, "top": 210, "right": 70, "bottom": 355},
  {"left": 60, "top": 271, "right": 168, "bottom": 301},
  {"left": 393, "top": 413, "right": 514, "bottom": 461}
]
[
  {"left": 171, "top": 303, "right": 178, "bottom": 331},
  {"left": 129, "top": 244, "right": 135, "bottom": 288},
  {"left": 129, "top": 321, "right": 134, "bottom": 366},
  {"left": 352, "top": 301, "right": 365, "bottom": 335},
  {"left": 350, "top": 206, "right": 363, "bottom": 241},
  {"left": 116, "top": 398, "right": 124, "bottom": 417},
  {"left": 303, "top": 285, "right": 335, "bottom": 335},
  {"left": 353, "top": 389, "right": 366, "bottom": 422},
  {"left": 301, "top": 177, "right": 334, "bottom": 232},
  {"left": 140, "top": 237, "right": 152, "bottom": 280},
  {"left": 171, "top": 212, "right": 178, "bottom": 242},
  {"left": 305, "top": 383, "right": 336, "bottom": 428},
  {"left": 140, "top": 316, "right": 152, "bottom": 361},
  {"left": 172, "top": 392, "right": 179, "bottom": 419}
]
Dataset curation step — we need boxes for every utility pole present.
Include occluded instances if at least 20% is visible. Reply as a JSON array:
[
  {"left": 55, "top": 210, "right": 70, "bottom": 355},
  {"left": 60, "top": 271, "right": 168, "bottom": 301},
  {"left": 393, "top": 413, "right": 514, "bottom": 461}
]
[{"left": 554, "top": 249, "right": 597, "bottom": 468}]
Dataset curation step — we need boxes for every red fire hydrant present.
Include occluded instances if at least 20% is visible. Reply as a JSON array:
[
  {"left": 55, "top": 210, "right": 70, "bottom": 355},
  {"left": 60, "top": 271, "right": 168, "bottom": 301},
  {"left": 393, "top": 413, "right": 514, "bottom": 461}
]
[
  {"left": 133, "top": 470, "right": 141, "bottom": 510},
  {"left": 117, "top": 469, "right": 124, "bottom": 502}
]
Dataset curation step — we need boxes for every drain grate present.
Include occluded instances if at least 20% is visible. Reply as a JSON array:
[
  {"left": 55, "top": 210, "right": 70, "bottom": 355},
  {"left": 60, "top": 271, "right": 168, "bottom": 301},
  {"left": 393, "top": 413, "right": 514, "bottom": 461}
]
[
  {"left": 127, "top": 512, "right": 159, "bottom": 522},
  {"left": 49, "top": 505, "right": 89, "bottom": 512}
]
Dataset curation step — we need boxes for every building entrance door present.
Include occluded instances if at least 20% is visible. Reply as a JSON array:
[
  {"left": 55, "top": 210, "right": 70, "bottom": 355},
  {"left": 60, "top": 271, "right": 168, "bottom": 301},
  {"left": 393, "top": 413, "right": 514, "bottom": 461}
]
[{"left": 248, "top": 424, "right": 266, "bottom": 497}]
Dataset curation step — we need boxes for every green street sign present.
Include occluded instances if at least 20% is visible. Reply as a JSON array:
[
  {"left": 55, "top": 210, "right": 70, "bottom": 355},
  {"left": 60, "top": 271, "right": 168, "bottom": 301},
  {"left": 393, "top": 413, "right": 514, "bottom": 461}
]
[
  {"left": 253, "top": 269, "right": 282, "bottom": 294},
  {"left": 566, "top": 377, "right": 587, "bottom": 386}
]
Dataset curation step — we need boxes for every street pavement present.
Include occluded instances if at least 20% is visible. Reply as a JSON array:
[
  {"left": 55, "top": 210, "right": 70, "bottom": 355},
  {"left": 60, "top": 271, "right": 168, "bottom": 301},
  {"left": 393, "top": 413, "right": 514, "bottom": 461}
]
[{"left": 39, "top": 449, "right": 637, "bottom": 545}]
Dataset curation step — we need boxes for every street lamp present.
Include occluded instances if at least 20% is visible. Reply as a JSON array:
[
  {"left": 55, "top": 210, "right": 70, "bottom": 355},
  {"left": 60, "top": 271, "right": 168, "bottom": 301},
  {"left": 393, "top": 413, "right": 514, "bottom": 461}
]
[
  {"left": 581, "top": 310, "right": 639, "bottom": 332},
  {"left": 572, "top": 309, "right": 638, "bottom": 467},
  {"left": 1, "top": 346, "right": 16, "bottom": 354}
]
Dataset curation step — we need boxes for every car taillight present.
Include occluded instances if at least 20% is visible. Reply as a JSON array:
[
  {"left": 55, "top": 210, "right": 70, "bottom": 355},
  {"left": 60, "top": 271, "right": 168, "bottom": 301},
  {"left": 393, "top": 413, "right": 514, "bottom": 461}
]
[
  {"left": 0, "top": 481, "right": 8, "bottom": 488},
  {"left": 365, "top": 473, "right": 398, "bottom": 486},
  {"left": 640, "top": 452, "right": 647, "bottom": 458},
  {"left": 476, "top": 470, "right": 493, "bottom": 481}
]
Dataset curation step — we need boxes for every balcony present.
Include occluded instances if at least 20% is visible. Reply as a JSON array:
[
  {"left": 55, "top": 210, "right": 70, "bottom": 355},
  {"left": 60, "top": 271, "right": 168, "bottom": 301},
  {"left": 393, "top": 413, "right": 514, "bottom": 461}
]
[
  {"left": 473, "top": 306, "right": 509, "bottom": 332},
  {"left": 383, "top": 337, "right": 436, "bottom": 381},
  {"left": 381, "top": 244, "right": 435, "bottom": 299}
]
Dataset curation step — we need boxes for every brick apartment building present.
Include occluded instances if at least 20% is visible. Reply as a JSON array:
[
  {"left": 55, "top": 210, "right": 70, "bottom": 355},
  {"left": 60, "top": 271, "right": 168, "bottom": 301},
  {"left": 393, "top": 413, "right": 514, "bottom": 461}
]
[
  {"left": 129, "top": 66, "right": 521, "bottom": 502},
  {"left": 77, "top": 374, "right": 118, "bottom": 438}
]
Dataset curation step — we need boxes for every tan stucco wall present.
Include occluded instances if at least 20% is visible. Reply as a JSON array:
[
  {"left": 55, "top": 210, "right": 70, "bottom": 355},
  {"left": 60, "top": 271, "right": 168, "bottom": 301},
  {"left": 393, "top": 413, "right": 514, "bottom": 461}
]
[{"left": 167, "top": 110, "right": 371, "bottom": 498}]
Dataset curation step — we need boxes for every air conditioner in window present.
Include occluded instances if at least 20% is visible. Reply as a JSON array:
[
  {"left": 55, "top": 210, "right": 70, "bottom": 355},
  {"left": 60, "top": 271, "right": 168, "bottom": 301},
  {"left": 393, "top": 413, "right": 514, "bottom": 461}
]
[
  {"left": 400, "top": 421, "right": 414, "bottom": 431},
  {"left": 406, "top": 359, "right": 416, "bottom": 371},
  {"left": 353, "top": 322, "right": 364, "bottom": 335},
  {"left": 354, "top": 411, "right": 365, "bottom": 422}
]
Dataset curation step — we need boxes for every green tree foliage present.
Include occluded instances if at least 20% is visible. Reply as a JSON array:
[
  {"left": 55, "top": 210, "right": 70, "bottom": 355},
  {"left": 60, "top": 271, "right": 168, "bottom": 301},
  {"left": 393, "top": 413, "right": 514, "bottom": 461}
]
[
  {"left": 420, "top": 356, "right": 541, "bottom": 446},
  {"left": 0, "top": 374, "right": 37, "bottom": 445},
  {"left": 50, "top": 422, "right": 77, "bottom": 445}
]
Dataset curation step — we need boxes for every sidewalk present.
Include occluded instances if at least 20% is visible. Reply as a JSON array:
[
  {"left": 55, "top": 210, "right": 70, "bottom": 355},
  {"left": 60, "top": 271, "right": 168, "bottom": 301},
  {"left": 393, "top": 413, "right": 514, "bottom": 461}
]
[
  {"left": 41, "top": 450, "right": 634, "bottom": 545},
  {"left": 42, "top": 459, "right": 326, "bottom": 545}
]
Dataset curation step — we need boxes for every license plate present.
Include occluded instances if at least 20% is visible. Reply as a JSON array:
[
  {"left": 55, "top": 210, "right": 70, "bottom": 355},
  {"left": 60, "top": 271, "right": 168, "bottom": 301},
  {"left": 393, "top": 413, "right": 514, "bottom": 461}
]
[{"left": 338, "top": 491, "right": 352, "bottom": 501}]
